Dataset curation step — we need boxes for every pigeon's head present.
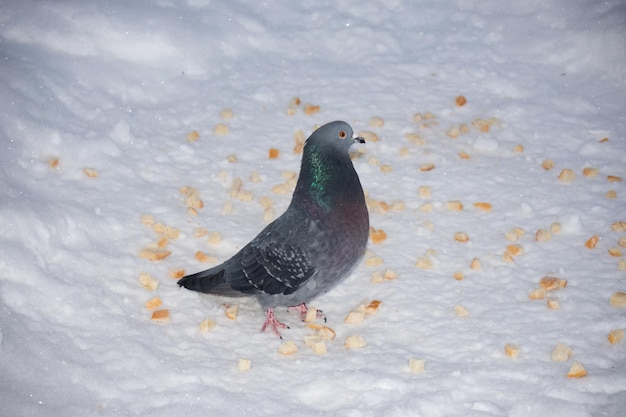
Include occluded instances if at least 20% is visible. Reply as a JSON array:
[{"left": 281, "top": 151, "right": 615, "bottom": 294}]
[{"left": 307, "top": 121, "right": 365, "bottom": 153}]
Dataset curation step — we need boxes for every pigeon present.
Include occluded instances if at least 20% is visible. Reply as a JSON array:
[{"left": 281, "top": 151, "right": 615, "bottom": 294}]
[{"left": 178, "top": 120, "right": 369, "bottom": 336}]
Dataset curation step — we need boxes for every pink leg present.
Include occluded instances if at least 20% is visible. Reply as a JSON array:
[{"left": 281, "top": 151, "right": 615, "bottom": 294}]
[
  {"left": 260, "top": 308, "right": 289, "bottom": 338},
  {"left": 287, "top": 303, "right": 325, "bottom": 322}
]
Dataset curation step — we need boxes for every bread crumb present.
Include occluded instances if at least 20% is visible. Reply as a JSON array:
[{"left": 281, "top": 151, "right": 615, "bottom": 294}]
[
  {"left": 391, "top": 200, "right": 406, "bottom": 211},
  {"left": 567, "top": 362, "right": 587, "bottom": 378},
  {"left": 473, "top": 202, "right": 492, "bottom": 211},
  {"left": 384, "top": 269, "right": 398, "bottom": 280},
  {"left": 307, "top": 323, "right": 336, "bottom": 340},
  {"left": 606, "top": 190, "right": 617, "bottom": 199},
  {"left": 504, "top": 344, "right": 520, "bottom": 358},
  {"left": 278, "top": 341, "right": 298, "bottom": 355},
  {"left": 418, "top": 186, "right": 431, "bottom": 199},
  {"left": 369, "top": 116, "right": 384, "bottom": 128},
  {"left": 528, "top": 288, "right": 546, "bottom": 300},
  {"left": 303, "top": 104, "right": 320, "bottom": 115},
  {"left": 195, "top": 251, "right": 216, "bottom": 263},
  {"left": 272, "top": 183, "right": 290, "bottom": 194},
  {"left": 224, "top": 304, "right": 239, "bottom": 320},
  {"left": 151, "top": 309, "right": 170, "bottom": 322},
  {"left": 268, "top": 148, "right": 280, "bottom": 159},
  {"left": 446, "top": 126, "right": 461, "bottom": 138},
  {"left": 415, "top": 257, "right": 433, "bottom": 269},
  {"left": 453, "top": 271, "right": 464, "bottom": 281},
  {"left": 420, "top": 163, "right": 435, "bottom": 172},
  {"left": 455, "top": 95, "right": 467, "bottom": 106},
  {"left": 199, "top": 318, "right": 216, "bottom": 333},
  {"left": 227, "top": 154, "right": 238, "bottom": 163},
  {"left": 237, "top": 358, "right": 251, "bottom": 371},
  {"left": 550, "top": 222, "right": 562, "bottom": 234},
  {"left": 220, "top": 108, "right": 234, "bottom": 119},
  {"left": 344, "top": 310, "right": 365, "bottom": 324},
  {"left": 454, "top": 304, "right": 470, "bottom": 317},
  {"left": 619, "top": 258, "right": 626, "bottom": 271},
  {"left": 542, "top": 159, "right": 555, "bottom": 170},
  {"left": 405, "top": 132, "right": 424, "bottom": 145},
  {"left": 187, "top": 130, "right": 200, "bottom": 142},
  {"left": 608, "top": 175, "right": 623, "bottom": 182},
  {"left": 359, "top": 130, "right": 380, "bottom": 143},
  {"left": 458, "top": 150, "right": 471, "bottom": 159},
  {"left": 513, "top": 144, "right": 524, "bottom": 153},
  {"left": 582, "top": 167, "right": 598, "bottom": 177},
  {"left": 612, "top": 222, "right": 626, "bottom": 232},
  {"left": 213, "top": 123, "right": 229, "bottom": 136},
  {"left": 370, "top": 228, "right": 387, "bottom": 244},
  {"left": 609, "top": 247, "right": 623, "bottom": 257},
  {"left": 345, "top": 335, "right": 367, "bottom": 349},
  {"left": 409, "top": 358, "right": 425, "bottom": 374},
  {"left": 547, "top": 298, "right": 560, "bottom": 310},
  {"left": 506, "top": 244, "right": 524, "bottom": 256},
  {"left": 48, "top": 158, "right": 60, "bottom": 169},
  {"left": 304, "top": 336, "right": 326, "bottom": 354},
  {"left": 470, "top": 258, "right": 482, "bottom": 270},
  {"left": 446, "top": 200, "right": 464, "bottom": 211},
  {"left": 454, "top": 232, "right": 470, "bottom": 243},
  {"left": 139, "top": 248, "right": 171, "bottom": 261},
  {"left": 365, "top": 256, "right": 384, "bottom": 267},
  {"left": 551, "top": 343, "right": 573, "bottom": 362},
  {"left": 168, "top": 268, "right": 185, "bottom": 279},
  {"left": 145, "top": 297, "right": 162, "bottom": 310},
  {"left": 558, "top": 168, "right": 575, "bottom": 183},
  {"left": 139, "top": 272, "right": 159, "bottom": 291},
  {"left": 536, "top": 228, "right": 552, "bottom": 242},
  {"left": 222, "top": 201, "right": 234, "bottom": 214},
  {"left": 610, "top": 292, "right": 626, "bottom": 308},
  {"left": 83, "top": 167, "right": 99, "bottom": 178},
  {"left": 585, "top": 234, "right": 600, "bottom": 249},
  {"left": 141, "top": 214, "right": 155, "bottom": 226},
  {"left": 608, "top": 329, "right": 624, "bottom": 345}
]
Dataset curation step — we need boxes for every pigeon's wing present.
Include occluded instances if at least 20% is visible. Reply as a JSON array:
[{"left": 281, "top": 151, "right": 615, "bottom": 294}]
[{"left": 224, "top": 212, "right": 318, "bottom": 296}]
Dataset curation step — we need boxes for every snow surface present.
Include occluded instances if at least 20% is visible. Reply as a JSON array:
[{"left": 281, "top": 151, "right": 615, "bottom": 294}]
[{"left": 1, "top": 0, "right": 625, "bottom": 416}]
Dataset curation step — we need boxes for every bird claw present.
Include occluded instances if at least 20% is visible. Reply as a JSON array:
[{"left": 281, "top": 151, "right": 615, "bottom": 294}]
[
  {"left": 287, "top": 303, "right": 325, "bottom": 322},
  {"left": 260, "top": 308, "right": 289, "bottom": 338}
]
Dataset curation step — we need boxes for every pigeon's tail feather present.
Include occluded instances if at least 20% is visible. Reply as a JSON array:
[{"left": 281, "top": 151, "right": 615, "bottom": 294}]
[{"left": 178, "top": 267, "right": 244, "bottom": 297}]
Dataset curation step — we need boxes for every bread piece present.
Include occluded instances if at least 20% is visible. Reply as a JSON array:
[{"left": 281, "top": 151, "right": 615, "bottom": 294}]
[
  {"left": 345, "top": 335, "right": 367, "bottom": 349},
  {"left": 151, "top": 309, "right": 170, "bottom": 322},
  {"left": 505, "top": 227, "right": 525, "bottom": 241},
  {"left": 542, "top": 159, "right": 555, "bottom": 170},
  {"left": 139, "top": 248, "right": 171, "bottom": 261},
  {"left": 550, "top": 222, "right": 562, "bottom": 234},
  {"left": 473, "top": 202, "right": 492, "bottom": 212},
  {"left": 608, "top": 329, "right": 624, "bottom": 345},
  {"left": 408, "top": 358, "right": 425, "bottom": 374},
  {"left": 227, "top": 154, "right": 238, "bottom": 163},
  {"left": 608, "top": 175, "right": 623, "bottom": 182},
  {"left": 551, "top": 343, "right": 573, "bottom": 362},
  {"left": 141, "top": 214, "right": 155, "bottom": 226},
  {"left": 371, "top": 270, "right": 384, "bottom": 283},
  {"left": 598, "top": 137, "right": 609, "bottom": 143},
  {"left": 195, "top": 251, "right": 216, "bottom": 263},
  {"left": 454, "top": 304, "right": 470, "bottom": 317},
  {"left": 611, "top": 221, "right": 626, "bottom": 232},
  {"left": 609, "top": 247, "right": 623, "bottom": 257},
  {"left": 365, "top": 300, "right": 382, "bottom": 315},
  {"left": 558, "top": 168, "right": 575, "bottom": 183},
  {"left": 606, "top": 190, "right": 617, "bottom": 199},
  {"left": 237, "top": 190, "right": 254, "bottom": 202},
  {"left": 304, "top": 336, "right": 326, "bottom": 354},
  {"left": 169, "top": 268, "right": 185, "bottom": 279},
  {"left": 213, "top": 123, "right": 229, "bottom": 136},
  {"left": 610, "top": 292, "right": 626, "bottom": 307},
  {"left": 447, "top": 200, "right": 464, "bottom": 211},
  {"left": 307, "top": 323, "right": 336, "bottom": 340},
  {"left": 156, "top": 237, "right": 168, "bottom": 249},
  {"left": 83, "top": 167, "right": 99, "bottom": 178},
  {"left": 303, "top": 104, "right": 320, "bottom": 115},
  {"left": 420, "top": 163, "right": 435, "bottom": 172},
  {"left": 470, "top": 257, "right": 482, "bottom": 270},
  {"left": 237, "top": 358, "right": 251, "bottom": 371},
  {"left": 504, "top": 344, "right": 520, "bottom": 358},
  {"left": 370, "top": 228, "right": 387, "bottom": 244},
  {"left": 528, "top": 288, "right": 546, "bottom": 300},
  {"left": 567, "top": 362, "right": 587, "bottom": 378},
  {"left": 219, "top": 108, "right": 234, "bottom": 119},
  {"left": 453, "top": 271, "right": 464, "bottom": 281},
  {"left": 535, "top": 229, "right": 552, "bottom": 242},
  {"left": 454, "top": 232, "right": 470, "bottom": 243},
  {"left": 187, "top": 130, "right": 200, "bottom": 142},
  {"left": 582, "top": 167, "right": 598, "bottom": 177},
  {"left": 384, "top": 269, "right": 398, "bottom": 280},
  {"left": 369, "top": 116, "right": 384, "bottom": 128},
  {"left": 418, "top": 186, "right": 431, "bottom": 199},
  {"left": 506, "top": 244, "right": 524, "bottom": 256},
  {"left": 139, "top": 272, "right": 159, "bottom": 291},
  {"left": 199, "top": 318, "right": 216, "bottom": 332},
  {"left": 455, "top": 95, "right": 467, "bottom": 106},
  {"left": 546, "top": 298, "right": 560, "bottom": 310},
  {"left": 365, "top": 256, "right": 384, "bottom": 267},
  {"left": 268, "top": 148, "right": 280, "bottom": 159},
  {"left": 278, "top": 341, "right": 298, "bottom": 355},
  {"left": 344, "top": 310, "right": 365, "bottom": 324},
  {"left": 145, "top": 297, "right": 163, "bottom": 310},
  {"left": 585, "top": 234, "right": 600, "bottom": 249},
  {"left": 304, "top": 307, "right": 319, "bottom": 323},
  {"left": 503, "top": 251, "right": 514, "bottom": 263},
  {"left": 539, "top": 276, "right": 561, "bottom": 291},
  {"left": 224, "top": 304, "right": 239, "bottom": 320}
]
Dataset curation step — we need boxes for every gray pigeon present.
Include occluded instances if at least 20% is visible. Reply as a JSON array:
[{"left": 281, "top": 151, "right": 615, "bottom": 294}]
[{"left": 178, "top": 121, "right": 369, "bottom": 336}]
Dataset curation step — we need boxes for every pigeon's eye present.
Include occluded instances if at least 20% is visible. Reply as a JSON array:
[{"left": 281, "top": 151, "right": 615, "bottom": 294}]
[{"left": 339, "top": 130, "right": 347, "bottom": 139}]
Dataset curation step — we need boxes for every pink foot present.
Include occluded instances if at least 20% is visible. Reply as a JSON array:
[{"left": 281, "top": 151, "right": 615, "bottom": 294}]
[
  {"left": 260, "top": 308, "right": 289, "bottom": 338},
  {"left": 287, "top": 303, "right": 325, "bottom": 322}
]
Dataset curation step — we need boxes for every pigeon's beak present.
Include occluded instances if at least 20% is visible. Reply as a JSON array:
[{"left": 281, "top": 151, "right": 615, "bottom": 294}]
[{"left": 353, "top": 134, "right": 365, "bottom": 144}]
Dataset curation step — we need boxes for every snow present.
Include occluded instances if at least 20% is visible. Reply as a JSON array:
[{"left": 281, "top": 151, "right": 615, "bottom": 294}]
[{"left": 1, "top": 0, "right": 625, "bottom": 415}]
